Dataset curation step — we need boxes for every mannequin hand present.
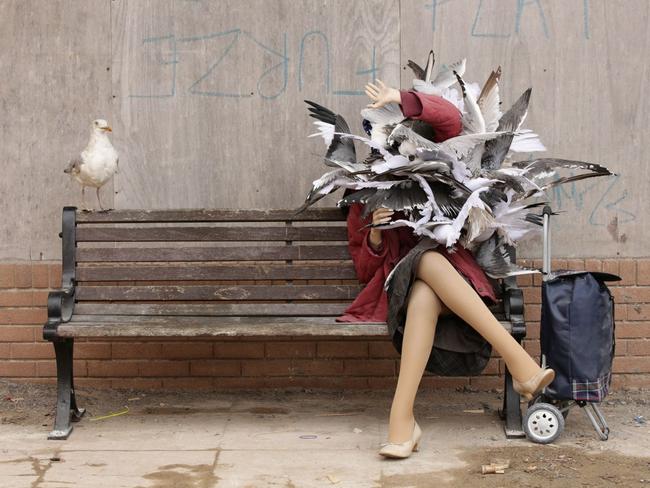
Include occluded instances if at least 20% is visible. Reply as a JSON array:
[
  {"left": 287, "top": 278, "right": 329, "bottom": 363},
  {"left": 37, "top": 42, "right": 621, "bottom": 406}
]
[
  {"left": 369, "top": 207, "right": 394, "bottom": 249},
  {"left": 365, "top": 79, "right": 401, "bottom": 109}
]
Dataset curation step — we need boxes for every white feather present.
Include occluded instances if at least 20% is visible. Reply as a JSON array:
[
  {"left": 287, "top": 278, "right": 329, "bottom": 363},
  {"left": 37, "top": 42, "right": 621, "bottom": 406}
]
[
  {"left": 510, "top": 129, "right": 547, "bottom": 152},
  {"left": 308, "top": 120, "right": 335, "bottom": 147},
  {"left": 445, "top": 187, "right": 490, "bottom": 247},
  {"left": 431, "top": 58, "right": 466, "bottom": 90},
  {"left": 371, "top": 154, "right": 410, "bottom": 174}
]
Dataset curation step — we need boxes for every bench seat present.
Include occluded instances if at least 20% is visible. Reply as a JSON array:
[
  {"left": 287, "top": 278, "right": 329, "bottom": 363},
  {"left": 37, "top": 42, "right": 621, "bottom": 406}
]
[{"left": 43, "top": 207, "right": 526, "bottom": 440}]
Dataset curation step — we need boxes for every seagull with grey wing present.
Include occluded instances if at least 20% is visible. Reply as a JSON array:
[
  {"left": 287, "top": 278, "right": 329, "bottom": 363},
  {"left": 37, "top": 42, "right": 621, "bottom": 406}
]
[{"left": 64, "top": 119, "right": 119, "bottom": 211}]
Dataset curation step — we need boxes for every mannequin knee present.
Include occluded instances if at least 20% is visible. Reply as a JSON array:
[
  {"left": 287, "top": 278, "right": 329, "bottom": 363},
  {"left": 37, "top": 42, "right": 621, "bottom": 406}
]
[{"left": 407, "top": 278, "right": 444, "bottom": 315}]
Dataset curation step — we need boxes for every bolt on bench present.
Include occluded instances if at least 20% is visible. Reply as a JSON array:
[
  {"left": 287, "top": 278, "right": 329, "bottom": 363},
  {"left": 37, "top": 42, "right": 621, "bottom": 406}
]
[{"left": 43, "top": 206, "right": 528, "bottom": 439}]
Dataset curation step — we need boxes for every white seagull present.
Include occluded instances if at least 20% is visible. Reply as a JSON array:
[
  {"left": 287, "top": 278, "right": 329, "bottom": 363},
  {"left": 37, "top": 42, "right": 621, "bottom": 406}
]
[{"left": 64, "top": 119, "right": 119, "bottom": 211}]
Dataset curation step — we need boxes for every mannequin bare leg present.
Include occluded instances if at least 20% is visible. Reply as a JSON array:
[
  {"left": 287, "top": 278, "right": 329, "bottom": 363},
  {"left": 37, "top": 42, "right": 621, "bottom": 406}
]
[
  {"left": 386, "top": 250, "right": 552, "bottom": 445},
  {"left": 415, "top": 250, "right": 542, "bottom": 383},
  {"left": 387, "top": 278, "right": 452, "bottom": 443}
]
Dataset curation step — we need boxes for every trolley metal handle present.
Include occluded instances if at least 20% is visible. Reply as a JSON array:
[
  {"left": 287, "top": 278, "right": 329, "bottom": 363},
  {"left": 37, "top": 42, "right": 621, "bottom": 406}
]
[{"left": 542, "top": 205, "right": 553, "bottom": 281}]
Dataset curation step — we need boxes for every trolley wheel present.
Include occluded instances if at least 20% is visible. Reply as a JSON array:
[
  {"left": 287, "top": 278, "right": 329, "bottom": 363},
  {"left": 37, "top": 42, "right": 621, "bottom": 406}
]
[
  {"left": 523, "top": 403, "right": 565, "bottom": 444},
  {"left": 536, "top": 395, "right": 572, "bottom": 420}
]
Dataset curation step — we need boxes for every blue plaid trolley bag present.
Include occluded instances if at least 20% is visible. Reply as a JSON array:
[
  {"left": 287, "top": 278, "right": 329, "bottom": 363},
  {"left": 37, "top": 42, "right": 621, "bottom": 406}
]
[{"left": 522, "top": 206, "right": 620, "bottom": 444}]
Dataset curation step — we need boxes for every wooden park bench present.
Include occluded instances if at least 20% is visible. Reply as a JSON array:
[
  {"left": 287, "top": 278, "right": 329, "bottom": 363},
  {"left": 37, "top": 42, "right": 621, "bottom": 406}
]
[{"left": 43, "top": 206, "right": 527, "bottom": 440}]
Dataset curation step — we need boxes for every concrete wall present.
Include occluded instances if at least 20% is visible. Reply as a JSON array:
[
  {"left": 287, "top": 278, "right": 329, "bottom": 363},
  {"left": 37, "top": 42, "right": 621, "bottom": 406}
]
[
  {"left": 0, "top": 0, "right": 647, "bottom": 260},
  {"left": 1, "top": 1, "right": 649, "bottom": 390}
]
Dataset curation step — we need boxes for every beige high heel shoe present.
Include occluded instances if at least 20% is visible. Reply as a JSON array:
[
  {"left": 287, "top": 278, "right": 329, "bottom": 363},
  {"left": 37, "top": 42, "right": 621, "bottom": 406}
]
[
  {"left": 379, "top": 420, "right": 422, "bottom": 459},
  {"left": 513, "top": 367, "right": 556, "bottom": 401}
]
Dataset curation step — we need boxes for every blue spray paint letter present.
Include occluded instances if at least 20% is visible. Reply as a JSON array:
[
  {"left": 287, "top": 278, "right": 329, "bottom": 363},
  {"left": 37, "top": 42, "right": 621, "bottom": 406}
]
[
  {"left": 471, "top": 0, "right": 511, "bottom": 38},
  {"left": 334, "top": 47, "right": 379, "bottom": 96},
  {"left": 183, "top": 29, "right": 246, "bottom": 98},
  {"left": 129, "top": 35, "right": 178, "bottom": 98},
  {"left": 244, "top": 31, "right": 289, "bottom": 100},
  {"left": 424, "top": 0, "right": 454, "bottom": 32},
  {"left": 515, "top": 0, "right": 549, "bottom": 38}
]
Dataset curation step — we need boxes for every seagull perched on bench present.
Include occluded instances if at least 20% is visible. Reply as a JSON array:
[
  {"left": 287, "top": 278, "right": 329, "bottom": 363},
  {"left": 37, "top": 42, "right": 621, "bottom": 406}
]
[{"left": 64, "top": 119, "right": 119, "bottom": 211}]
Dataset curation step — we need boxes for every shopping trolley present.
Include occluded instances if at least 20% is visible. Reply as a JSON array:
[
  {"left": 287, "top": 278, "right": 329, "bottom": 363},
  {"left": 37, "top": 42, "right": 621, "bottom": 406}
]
[{"left": 522, "top": 205, "right": 621, "bottom": 444}]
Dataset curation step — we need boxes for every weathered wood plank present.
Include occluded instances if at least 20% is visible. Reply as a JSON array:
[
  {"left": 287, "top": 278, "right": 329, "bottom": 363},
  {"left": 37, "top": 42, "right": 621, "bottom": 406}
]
[
  {"left": 58, "top": 318, "right": 389, "bottom": 337},
  {"left": 72, "top": 302, "right": 506, "bottom": 320},
  {"left": 77, "top": 263, "right": 357, "bottom": 281},
  {"left": 76, "top": 208, "right": 347, "bottom": 223},
  {"left": 76, "top": 244, "right": 352, "bottom": 262},
  {"left": 76, "top": 284, "right": 364, "bottom": 301},
  {"left": 58, "top": 316, "right": 512, "bottom": 337},
  {"left": 75, "top": 225, "right": 348, "bottom": 242},
  {"left": 73, "top": 302, "right": 352, "bottom": 316}
]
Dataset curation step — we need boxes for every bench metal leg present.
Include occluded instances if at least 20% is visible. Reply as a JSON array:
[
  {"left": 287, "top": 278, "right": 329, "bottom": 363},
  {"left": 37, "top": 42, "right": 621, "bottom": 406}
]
[
  {"left": 48, "top": 339, "right": 85, "bottom": 440},
  {"left": 501, "top": 366, "right": 525, "bottom": 438}
]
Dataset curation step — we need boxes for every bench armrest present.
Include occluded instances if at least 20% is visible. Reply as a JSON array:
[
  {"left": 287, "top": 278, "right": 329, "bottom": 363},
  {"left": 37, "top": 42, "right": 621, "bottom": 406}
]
[
  {"left": 43, "top": 207, "right": 77, "bottom": 341},
  {"left": 501, "top": 276, "right": 526, "bottom": 340}
]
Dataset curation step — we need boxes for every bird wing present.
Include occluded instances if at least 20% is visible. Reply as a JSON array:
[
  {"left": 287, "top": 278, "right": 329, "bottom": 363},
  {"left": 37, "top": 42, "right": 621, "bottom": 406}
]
[
  {"left": 293, "top": 168, "right": 349, "bottom": 214},
  {"left": 387, "top": 124, "right": 439, "bottom": 151},
  {"left": 432, "top": 58, "right": 466, "bottom": 90},
  {"left": 361, "top": 179, "right": 429, "bottom": 218},
  {"left": 440, "top": 132, "right": 505, "bottom": 161},
  {"left": 477, "top": 66, "right": 502, "bottom": 133},
  {"left": 337, "top": 132, "right": 392, "bottom": 159},
  {"left": 512, "top": 158, "right": 614, "bottom": 180},
  {"left": 64, "top": 157, "right": 83, "bottom": 175},
  {"left": 480, "top": 133, "right": 514, "bottom": 171},
  {"left": 509, "top": 129, "right": 546, "bottom": 153},
  {"left": 423, "top": 51, "right": 435, "bottom": 82},
  {"left": 497, "top": 88, "right": 531, "bottom": 132},
  {"left": 360, "top": 103, "right": 406, "bottom": 146},
  {"left": 474, "top": 233, "right": 541, "bottom": 279},
  {"left": 455, "top": 71, "right": 485, "bottom": 134},
  {"left": 370, "top": 154, "right": 411, "bottom": 174},
  {"left": 415, "top": 147, "right": 457, "bottom": 166},
  {"left": 412, "top": 79, "right": 443, "bottom": 96},
  {"left": 445, "top": 187, "right": 490, "bottom": 247},
  {"left": 305, "top": 100, "right": 357, "bottom": 170},
  {"left": 360, "top": 103, "right": 404, "bottom": 126},
  {"left": 407, "top": 60, "right": 426, "bottom": 81}
]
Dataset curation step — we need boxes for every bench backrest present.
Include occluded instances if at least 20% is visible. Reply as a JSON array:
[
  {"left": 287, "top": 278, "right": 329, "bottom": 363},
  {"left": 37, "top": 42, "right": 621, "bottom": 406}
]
[{"left": 67, "top": 207, "right": 362, "bottom": 319}]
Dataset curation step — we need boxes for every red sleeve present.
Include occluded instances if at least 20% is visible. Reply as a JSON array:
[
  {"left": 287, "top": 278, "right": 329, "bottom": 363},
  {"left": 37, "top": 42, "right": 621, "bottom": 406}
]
[
  {"left": 346, "top": 203, "right": 390, "bottom": 284},
  {"left": 399, "top": 90, "right": 463, "bottom": 142}
]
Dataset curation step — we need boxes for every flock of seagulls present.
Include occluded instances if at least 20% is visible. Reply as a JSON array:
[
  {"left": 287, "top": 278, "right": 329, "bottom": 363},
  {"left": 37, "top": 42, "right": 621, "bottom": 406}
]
[
  {"left": 64, "top": 119, "right": 119, "bottom": 211},
  {"left": 296, "top": 51, "right": 615, "bottom": 280}
]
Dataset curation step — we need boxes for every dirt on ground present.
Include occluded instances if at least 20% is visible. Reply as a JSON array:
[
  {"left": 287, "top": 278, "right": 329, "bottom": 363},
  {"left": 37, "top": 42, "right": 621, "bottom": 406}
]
[{"left": 2, "top": 379, "right": 649, "bottom": 487}]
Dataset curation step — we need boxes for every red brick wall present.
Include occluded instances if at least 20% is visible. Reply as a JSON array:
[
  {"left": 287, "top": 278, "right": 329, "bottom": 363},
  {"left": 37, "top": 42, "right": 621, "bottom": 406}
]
[{"left": 1, "top": 260, "right": 649, "bottom": 390}]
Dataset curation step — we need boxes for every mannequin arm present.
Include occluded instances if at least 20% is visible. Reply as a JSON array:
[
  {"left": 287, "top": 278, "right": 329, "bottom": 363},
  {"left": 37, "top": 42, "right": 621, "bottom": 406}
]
[{"left": 346, "top": 203, "right": 390, "bottom": 284}]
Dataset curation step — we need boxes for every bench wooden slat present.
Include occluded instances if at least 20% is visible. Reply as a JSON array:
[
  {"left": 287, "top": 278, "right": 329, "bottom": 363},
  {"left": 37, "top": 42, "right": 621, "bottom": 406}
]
[
  {"left": 75, "top": 226, "right": 348, "bottom": 242},
  {"left": 72, "top": 302, "right": 505, "bottom": 320},
  {"left": 58, "top": 316, "right": 512, "bottom": 337},
  {"left": 76, "top": 284, "right": 364, "bottom": 301},
  {"left": 58, "top": 319, "right": 389, "bottom": 337},
  {"left": 73, "top": 303, "right": 351, "bottom": 316},
  {"left": 76, "top": 264, "right": 358, "bottom": 282},
  {"left": 75, "top": 208, "right": 347, "bottom": 223},
  {"left": 76, "top": 245, "right": 352, "bottom": 262}
]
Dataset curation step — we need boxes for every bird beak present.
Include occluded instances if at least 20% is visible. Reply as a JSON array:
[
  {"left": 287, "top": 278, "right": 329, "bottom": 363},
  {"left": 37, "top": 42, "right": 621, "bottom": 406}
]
[{"left": 103, "top": 126, "right": 112, "bottom": 132}]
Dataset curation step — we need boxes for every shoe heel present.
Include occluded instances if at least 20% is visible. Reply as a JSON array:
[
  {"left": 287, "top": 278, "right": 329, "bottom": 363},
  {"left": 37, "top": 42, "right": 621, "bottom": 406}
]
[{"left": 412, "top": 442, "right": 420, "bottom": 452}]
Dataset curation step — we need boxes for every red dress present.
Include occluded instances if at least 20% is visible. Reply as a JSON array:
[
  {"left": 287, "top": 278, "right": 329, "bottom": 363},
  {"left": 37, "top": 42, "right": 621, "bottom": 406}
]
[{"left": 335, "top": 90, "right": 498, "bottom": 323}]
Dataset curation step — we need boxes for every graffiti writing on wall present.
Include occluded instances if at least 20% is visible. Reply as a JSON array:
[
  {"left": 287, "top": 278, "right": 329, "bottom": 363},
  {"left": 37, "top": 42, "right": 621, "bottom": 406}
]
[
  {"left": 425, "top": 0, "right": 592, "bottom": 39},
  {"left": 129, "top": 29, "right": 378, "bottom": 100}
]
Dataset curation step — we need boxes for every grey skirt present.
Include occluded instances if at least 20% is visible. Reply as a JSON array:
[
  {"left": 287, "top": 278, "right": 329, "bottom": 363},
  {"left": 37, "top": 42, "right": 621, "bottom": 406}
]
[{"left": 385, "top": 237, "right": 494, "bottom": 376}]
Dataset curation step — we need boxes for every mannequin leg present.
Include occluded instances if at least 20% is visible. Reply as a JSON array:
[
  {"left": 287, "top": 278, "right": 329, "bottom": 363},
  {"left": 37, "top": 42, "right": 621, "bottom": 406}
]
[
  {"left": 387, "top": 279, "right": 452, "bottom": 443},
  {"left": 415, "top": 250, "right": 540, "bottom": 382}
]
